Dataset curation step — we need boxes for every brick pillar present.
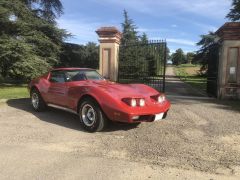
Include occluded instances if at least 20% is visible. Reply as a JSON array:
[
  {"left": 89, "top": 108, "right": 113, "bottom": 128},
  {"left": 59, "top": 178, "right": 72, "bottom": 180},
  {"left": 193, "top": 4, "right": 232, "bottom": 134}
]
[{"left": 96, "top": 27, "right": 121, "bottom": 82}]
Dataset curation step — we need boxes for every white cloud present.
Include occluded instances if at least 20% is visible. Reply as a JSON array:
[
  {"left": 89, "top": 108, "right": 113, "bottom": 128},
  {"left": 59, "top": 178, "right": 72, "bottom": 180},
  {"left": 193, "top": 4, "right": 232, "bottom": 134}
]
[
  {"left": 58, "top": 0, "right": 228, "bottom": 50},
  {"left": 167, "top": 38, "right": 196, "bottom": 46},
  {"left": 166, "top": 0, "right": 230, "bottom": 19},
  {"left": 192, "top": 22, "right": 218, "bottom": 33},
  {"left": 57, "top": 19, "right": 112, "bottom": 44},
  {"left": 168, "top": 45, "right": 197, "bottom": 54},
  {"left": 93, "top": 0, "right": 231, "bottom": 20},
  {"left": 57, "top": 19, "right": 97, "bottom": 43},
  {"left": 151, "top": 37, "right": 196, "bottom": 46},
  {"left": 138, "top": 28, "right": 169, "bottom": 33}
]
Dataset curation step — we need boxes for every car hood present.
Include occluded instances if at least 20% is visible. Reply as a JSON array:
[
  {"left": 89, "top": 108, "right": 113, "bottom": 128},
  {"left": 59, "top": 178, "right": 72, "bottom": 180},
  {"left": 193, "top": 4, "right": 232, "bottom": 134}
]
[{"left": 87, "top": 80, "right": 158, "bottom": 99}]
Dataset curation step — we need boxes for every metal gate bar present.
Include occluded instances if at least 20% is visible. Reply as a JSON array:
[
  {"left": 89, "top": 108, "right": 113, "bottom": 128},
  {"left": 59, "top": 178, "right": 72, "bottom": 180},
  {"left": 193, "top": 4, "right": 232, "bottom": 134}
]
[{"left": 118, "top": 40, "right": 167, "bottom": 92}]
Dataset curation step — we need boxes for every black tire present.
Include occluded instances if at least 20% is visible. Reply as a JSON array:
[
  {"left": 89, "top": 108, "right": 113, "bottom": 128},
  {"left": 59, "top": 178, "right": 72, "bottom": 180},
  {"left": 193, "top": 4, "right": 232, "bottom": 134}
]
[
  {"left": 30, "top": 88, "right": 46, "bottom": 112},
  {"left": 79, "top": 98, "right": 107, "bottom": 132}
]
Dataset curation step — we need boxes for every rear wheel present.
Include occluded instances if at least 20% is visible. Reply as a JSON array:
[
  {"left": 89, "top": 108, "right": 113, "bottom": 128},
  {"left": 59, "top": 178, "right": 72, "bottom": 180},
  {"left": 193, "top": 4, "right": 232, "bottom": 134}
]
[
  {"left": 31, "top": 89, "right": 46, "bottom": 111},
  {"left": 79, "top": 98, "right": 107, "bottom": 132}
]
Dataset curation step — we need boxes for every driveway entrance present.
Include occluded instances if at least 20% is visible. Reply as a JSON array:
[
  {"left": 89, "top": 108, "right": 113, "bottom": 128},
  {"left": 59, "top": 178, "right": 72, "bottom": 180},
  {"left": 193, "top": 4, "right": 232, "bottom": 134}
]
[{"left": 165, "top": 66, "right": 207, "bottom": 98}]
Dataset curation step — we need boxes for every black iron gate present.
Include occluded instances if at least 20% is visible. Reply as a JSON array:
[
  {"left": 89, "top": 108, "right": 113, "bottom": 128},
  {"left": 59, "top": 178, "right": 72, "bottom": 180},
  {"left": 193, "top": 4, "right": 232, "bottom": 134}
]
[
  {"left": 207, "top": 43, "right": 220, "bottom": 97},
  {"left": 118, "top": 40, "right": 167, "bottom": 92}
]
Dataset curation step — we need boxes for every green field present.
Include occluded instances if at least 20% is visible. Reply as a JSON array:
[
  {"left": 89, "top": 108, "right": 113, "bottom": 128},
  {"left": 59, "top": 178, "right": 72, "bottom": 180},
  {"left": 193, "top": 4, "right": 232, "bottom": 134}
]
[
  {"left": 175, "top": 64, "right": 207, "bottom": 92},
  {"left": 0, "top": 84, "right": 29, "bottom": 99}
]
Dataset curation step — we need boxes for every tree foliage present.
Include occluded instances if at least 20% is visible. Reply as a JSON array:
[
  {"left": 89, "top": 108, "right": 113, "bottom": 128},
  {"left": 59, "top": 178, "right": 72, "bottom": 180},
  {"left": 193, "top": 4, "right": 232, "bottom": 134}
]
[
  {"left": 119, "top": 10, "right": 168, "bottom": 80},
  {"left": 193, "top": 32, "right": 217, "bottom": 66},
  {"left": 119, "top": 10, "right": 141, "bottom": 78},
  {"left": 0, "top": 0, "right": 67, "bottom": 81},
  {"left": 172, "top": 48, "right": 186, "bottom": 65},
  {"left": 121, "top": 10, "right": 138, "bottom": 45},
  {"left": 166, "top": 47, "right": 170, "bottom": 60},
  {"left": 226, "top": 0, "right": 240, "bottom": 21},
  {"left": 22, "top": 0, "right": 63, "bottom": 23},
  {"left": 59, "top": 42, "right": 99, "bottom": 69},
  {"left": 186, "top": 52, "right": 195, "bottom": 64}
]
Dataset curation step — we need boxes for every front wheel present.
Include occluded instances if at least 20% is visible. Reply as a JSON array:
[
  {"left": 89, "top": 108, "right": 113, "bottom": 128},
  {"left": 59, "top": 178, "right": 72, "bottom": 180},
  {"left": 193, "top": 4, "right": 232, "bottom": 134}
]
[
  {"left": 79, "top": 98, "right": 107, "bottom": 132},
  {"left": 31, "top": 89, "right": 46, "bottom": 111}
]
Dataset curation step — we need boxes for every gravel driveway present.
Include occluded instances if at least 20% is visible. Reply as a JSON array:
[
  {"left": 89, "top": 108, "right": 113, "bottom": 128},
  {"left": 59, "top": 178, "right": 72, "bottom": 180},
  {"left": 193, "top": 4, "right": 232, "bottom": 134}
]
[{"left": 0, "top": 67, "right": 240, "bottom": 180}]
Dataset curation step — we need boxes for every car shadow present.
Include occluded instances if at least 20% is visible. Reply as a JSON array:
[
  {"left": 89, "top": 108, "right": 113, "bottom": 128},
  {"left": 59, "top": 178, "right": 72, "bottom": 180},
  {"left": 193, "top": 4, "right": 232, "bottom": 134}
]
[{"left": 6, "top": 98, "right": 137, "bottom": 132}]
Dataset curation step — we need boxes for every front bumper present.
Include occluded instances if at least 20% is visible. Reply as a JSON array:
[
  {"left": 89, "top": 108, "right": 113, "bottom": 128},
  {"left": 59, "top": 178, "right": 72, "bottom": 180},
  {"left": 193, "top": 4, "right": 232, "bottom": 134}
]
[
  {"left": 111, "top": 100, "right": 170, "bottom": 123},
  {"left": 130, "top": 110, "right": 169, "bottom": 123}
]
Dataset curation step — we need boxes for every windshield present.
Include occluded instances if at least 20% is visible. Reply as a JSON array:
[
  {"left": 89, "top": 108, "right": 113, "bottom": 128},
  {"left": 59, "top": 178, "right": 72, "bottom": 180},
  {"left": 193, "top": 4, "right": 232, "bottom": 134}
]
[{"left": 65, "top": 70, "right": 104, "bottom": 82}]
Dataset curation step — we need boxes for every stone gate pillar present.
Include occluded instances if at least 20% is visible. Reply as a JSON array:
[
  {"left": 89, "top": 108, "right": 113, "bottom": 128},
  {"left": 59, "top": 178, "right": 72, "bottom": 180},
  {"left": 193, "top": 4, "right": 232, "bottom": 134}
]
[
  {"left": 215, "top": 22, "right": 240, "bottom": 99},
  {"left": 96, "top": 27, "right": 121, "bottom": 82}
]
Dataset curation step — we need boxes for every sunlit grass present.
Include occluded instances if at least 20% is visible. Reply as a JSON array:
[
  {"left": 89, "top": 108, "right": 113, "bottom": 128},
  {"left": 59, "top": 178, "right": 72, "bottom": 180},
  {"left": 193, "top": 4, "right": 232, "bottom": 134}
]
[
  {"left": 177, "top": 64, "right": 201, "bottom": 67},
  {"left": 0, "top": 84, "right": 29, "bottom": 99},
  {"left": 175, "top": 65, "right": 207, "bottom": 92}
]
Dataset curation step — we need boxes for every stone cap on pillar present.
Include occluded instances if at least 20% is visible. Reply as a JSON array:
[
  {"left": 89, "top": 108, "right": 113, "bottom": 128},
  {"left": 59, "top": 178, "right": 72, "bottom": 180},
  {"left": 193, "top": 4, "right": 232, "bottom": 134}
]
[
  {"left": 96, "top": 27, "right": 122, "bottom": 44},
  {"left": 215, "top": 22, "right": 240, "bottom": 40}
]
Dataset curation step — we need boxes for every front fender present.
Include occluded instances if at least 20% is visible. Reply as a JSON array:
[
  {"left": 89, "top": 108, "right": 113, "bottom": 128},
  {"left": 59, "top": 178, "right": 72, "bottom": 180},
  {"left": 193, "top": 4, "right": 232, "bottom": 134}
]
[
  {"left": 68, "top": 86, "right": 122, "bottom": 120},
  {"left": 86, "top": 87, "right": 124, "bottom": 121}
]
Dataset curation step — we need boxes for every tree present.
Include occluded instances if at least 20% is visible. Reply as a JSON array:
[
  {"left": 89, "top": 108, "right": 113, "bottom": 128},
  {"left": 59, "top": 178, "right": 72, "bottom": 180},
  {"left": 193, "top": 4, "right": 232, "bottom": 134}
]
[
  {"left": 166, "top": 47, "right": 170, "bottom": 60},
  {"left": 59, "top": 42, "right": 99, "bottom": 69},
  {"left": 172, "top": 48, "right": 186, "bottom": 65},
  {"left": 119, "top": 10, "right": 139, "bottom": 78},
  {"left": 193, "top": 32, "right": 216, "bottom": 66},
  {"left": 226, "top": 0, "right": 240, "bottom": 21},
  {"left": 119, "top": 10, "right": 169, "bottom": 79},
  {"left": 121, "top": 10, "right": 138, "bottom": 45},
  {"left": 0, "top": 0, "right": 67, "bottom": 81},
  {"left": 59, "top": 43, "right": 85, "bottom": 67},
  {"left": 140, "top": 33, "right": 148, "bottom": 44},
  {"left": 23, "top": 0, "right": 63, "bottom": 23},
  {"left": 186, "top": 52, "right": 195, "bottom": 64},
  {"left": 83, "top": 42, "right": 99, "bottom": 69}
]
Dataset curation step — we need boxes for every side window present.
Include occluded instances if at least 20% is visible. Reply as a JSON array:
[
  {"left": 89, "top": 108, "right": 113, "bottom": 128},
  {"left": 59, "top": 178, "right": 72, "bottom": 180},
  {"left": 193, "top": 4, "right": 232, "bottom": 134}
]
[
  {"left": 71, "top": 73, "right": 87, "bottom": 81},
  {"left": 49, "top": 71, "right": 65, "bottom": 83},
  {"left": 64, "top": 71, "right": 87, "bottom": 82}
]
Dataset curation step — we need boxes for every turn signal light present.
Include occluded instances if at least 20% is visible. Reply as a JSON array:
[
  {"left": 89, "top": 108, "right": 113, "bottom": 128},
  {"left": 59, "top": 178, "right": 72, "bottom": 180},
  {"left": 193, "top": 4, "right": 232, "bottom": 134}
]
[
  {"left": 151, "top": 94, "right": 166, "bottom": 103},
  {"left": 158, "top": 95, "right": 166, "bottom": 103}
]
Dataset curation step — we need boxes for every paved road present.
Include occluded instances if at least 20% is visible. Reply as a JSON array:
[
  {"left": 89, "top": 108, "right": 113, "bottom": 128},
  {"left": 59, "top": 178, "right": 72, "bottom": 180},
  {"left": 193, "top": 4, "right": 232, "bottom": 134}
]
[{"left": 0, "top": 69, "right": 240, "bottom": 179}]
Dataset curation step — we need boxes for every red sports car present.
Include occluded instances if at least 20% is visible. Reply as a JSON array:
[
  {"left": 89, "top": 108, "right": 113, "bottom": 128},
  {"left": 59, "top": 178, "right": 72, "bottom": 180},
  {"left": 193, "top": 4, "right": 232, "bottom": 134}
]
[{"left": 28, "top": 68, "right": 170, "bottom": 132}]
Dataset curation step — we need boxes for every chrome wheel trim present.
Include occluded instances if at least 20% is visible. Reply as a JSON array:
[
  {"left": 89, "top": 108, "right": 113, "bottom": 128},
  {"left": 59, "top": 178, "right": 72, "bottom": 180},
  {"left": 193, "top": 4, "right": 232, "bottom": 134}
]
[
  {"left": 81, "top": 104, "right": 96, "bottom": 127},
  {"left": 31, "top": 92, "right": 39, "bottom": 109}
]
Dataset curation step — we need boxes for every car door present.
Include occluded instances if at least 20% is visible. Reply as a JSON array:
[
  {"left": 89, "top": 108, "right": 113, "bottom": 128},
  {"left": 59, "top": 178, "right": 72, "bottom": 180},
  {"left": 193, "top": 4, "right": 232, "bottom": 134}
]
[{"left": 47, "top": 70, "right": 68, "bottom": 107}]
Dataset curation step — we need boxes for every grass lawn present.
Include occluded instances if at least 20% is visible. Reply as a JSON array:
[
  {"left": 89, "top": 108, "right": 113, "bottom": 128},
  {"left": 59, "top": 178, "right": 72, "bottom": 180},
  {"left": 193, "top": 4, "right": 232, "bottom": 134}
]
[
  {"left": 175, "top": 64, "right": 207, "bottom": 92},
  {"left": 0, "top": 84, "right": 29, "bottom": 99}
]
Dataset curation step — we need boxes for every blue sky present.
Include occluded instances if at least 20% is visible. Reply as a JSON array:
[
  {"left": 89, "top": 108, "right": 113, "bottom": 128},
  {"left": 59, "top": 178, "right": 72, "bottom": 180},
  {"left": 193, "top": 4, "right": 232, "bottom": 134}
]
[{"left": 57, "top": 0, "right": 232, "bottom": 53}]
